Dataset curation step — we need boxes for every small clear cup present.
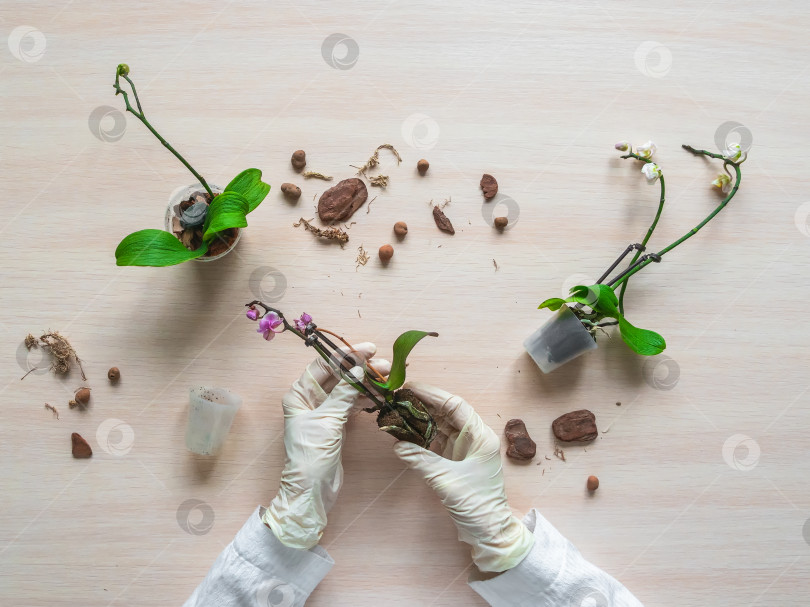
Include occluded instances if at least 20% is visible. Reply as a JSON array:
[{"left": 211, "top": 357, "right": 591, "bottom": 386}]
[
  {"left": 185, "top": 386, "right": 242, "bottom": 455},
  {"left": 524, "top": 305, "right": 598, "bottom": 373}
]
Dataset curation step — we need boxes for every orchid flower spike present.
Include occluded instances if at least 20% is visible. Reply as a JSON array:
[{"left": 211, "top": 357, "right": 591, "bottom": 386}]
[
  {"left": 641, "top": 162, "right": 662, "bottom": 184},
  {"left": 636, "top": 141, "right": 657, "bottom": 159}
]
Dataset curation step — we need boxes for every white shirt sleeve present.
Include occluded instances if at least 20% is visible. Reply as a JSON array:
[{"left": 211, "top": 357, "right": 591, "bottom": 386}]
[
  {"left": 183, "top": 506, "right": 334, "bottom": 607},
  {"left": 468, "top": 509, "right": 644, "bottom": 606}
]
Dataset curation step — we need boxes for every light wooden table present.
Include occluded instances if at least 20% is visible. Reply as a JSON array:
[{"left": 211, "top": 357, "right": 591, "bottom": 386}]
[{"left": 2, "top": 2, "right": 809, "bottom": 605}]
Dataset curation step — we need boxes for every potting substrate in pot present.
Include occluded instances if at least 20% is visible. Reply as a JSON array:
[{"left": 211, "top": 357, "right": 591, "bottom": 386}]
[{"left": 164, "top": 183, "right": 242, "bottom": 261}]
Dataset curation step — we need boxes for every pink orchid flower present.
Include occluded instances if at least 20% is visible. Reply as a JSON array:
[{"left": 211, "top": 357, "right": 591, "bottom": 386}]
[
  {"left": 257, "top": 312, "right": 284, "bottom": 341},
  {"left": 294, "top": 312, "right": 313, "bottom": 333}
]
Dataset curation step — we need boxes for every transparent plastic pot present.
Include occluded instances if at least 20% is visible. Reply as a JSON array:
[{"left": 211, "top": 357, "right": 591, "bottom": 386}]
[
  {"left": 164, "top": 182, "right": 242, "bottom": 262},
  {"left": 185, "top": 386, "right": 242, "bottom": 455},
  {"left": 524, "top": 305, "right": 598, "bottom": 373}
]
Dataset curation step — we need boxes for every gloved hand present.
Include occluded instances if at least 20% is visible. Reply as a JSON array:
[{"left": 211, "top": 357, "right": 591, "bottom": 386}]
[
  {"left": 263, "top": 342, "right": 389, "bottom": 549},
  {"left": 393, "top": 382, "right": 535, "bottom": 572}
]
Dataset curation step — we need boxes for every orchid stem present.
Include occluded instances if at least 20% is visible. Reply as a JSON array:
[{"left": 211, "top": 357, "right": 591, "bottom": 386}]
[
  {"left": 614, "top": 152, "right": 667, "bottom": 315},
  {"left": 316, "top": 327, "right": 387, "bottom": 383},
  {"left": 609, "top": 146, "right": 743, "bottom": 290},
  {"left": 113, "top": 68, "right": 213, "bottom": 197}
]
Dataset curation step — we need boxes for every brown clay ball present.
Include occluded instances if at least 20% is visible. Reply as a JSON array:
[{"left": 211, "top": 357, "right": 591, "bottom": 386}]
[
  {"left": 108, "top": 367, "right": 120, "bottom": 381},
  {"left": 74, "top": 387, "right": 91, "bottom": 406},
  {"left": 417, "top": 159, "right": 429, "bottom": 175},
  {"left": 394, "top": 221, "right": 408, "bottom": 237},
  {"left": 494, "top": 216, "right": 508, "bottom": 230},
  {"left": 291, "top": 150, "right": 306, "bottom": 172},
  {"left": 281, "top": 183, "right": 302, "bottom": 200},
  {"left": 587, "top": 475, "right": 599, "bottom": 492},
  {"left": 379, "top": 244, "right": 394, "bottom": 262}
]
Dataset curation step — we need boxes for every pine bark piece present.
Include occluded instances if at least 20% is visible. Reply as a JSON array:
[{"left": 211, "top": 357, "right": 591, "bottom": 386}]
[
  {"left": 71, "top": 432, "right": 92, "bottom": 458},
  {"left": 480, "top": 174, "right": 498, "bottom": 200},
  {"left": 317, "top": 178, "right": 368, "bottom": 223},
  {"left": 504, "top": 419, "right": 536, "bottom": 461},
  {"left": 432, "top": 206, "right": 455, "bottom": 234},
  {"left": 552, "top": 409, "right": 598, "bottom": 442}
]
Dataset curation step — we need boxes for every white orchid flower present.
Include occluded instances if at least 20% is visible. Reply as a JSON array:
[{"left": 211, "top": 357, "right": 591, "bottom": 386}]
[
  {"left": 636, "top": 141, "right": 657, "bottom": 159},
  {"left": 712, "top": 173, "right": 732, "bottom": 194},
  {"left": 723, "top": 142, "right": 745, "bottom": 163},
  {"left": 641, "top": 162, "right": 662, "bottom": 183}
]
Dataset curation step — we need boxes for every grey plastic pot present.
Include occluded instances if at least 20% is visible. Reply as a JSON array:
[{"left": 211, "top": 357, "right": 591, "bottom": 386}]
[{"left": 524, "top": 305, "right": 598, "bottom": 373}]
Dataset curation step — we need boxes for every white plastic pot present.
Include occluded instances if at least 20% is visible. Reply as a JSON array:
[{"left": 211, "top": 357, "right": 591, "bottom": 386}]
[
  {"left": 524, "top": 305, "right": 598, "bottom": 373},
  {"left": 164, "top": 182, "right": 242, "bottom": 262},
  {"left": 185, "top": 386, "right": 242, "bottom": 455}
]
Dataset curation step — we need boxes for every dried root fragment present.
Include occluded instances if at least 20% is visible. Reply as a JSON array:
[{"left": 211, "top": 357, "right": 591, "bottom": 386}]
[
  {"left": 356, "top": 143, "right": 402, "bottom": 176},
  {"left": 355, "top": 245, "right": 370, "bottom": 270},
  {"left": 294, "top": 217, "right": 349, "bottom": 246},
  {"left": 25, "top": 334, "right": 38, "bottom": 349},
  {"left": 369, "top": 175, "right": 389, "bottom": 187},
  {"left": 302, "top": 171, "right": 333, "bottom": 181}
]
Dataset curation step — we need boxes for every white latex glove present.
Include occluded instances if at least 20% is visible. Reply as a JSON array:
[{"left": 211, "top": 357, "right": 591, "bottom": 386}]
[
  {"left": 263, "top": 342, "right": 389, "bottom": 549},
  {"left": 393, "top": 382, "right": 535, "bottom": 572}
]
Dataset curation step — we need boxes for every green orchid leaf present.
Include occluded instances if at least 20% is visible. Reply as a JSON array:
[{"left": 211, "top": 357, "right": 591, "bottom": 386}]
[
  {"left": 617, "top": 317, "right": 667, "bottom": 356},
  {"left": 386, "top": 330, "right": 439, "bottom": 392},
  {"left": 115, "top": 229, "right": 208, "bottom": 266},
  {"left": 538, "top": 297, "right": 566, "bottom": 311},
  {"left": 367, "top": 376, "right": 390, "bottom": 393},
  {"left": 224, "top": 168, "right": 271, "bottom": 213},
  {"left": 566, "top": 284, "right": 619, "bottom": 316},
  {"left": 202, "top": 191, "right": 250, "bottom": 242}
]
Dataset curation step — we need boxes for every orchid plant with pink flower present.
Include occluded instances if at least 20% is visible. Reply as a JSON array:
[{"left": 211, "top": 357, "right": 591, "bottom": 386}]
[
  {"left": 535, "top": 138, "right": 747, "bottom": 359},
  {"left": 244, "top": 301, "right": 439, "bottom": 447}
]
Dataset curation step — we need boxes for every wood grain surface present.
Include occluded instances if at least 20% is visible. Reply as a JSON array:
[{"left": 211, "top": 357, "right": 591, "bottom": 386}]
[{"left": 1, "top": 2, "right": 809, "bottom": 605}]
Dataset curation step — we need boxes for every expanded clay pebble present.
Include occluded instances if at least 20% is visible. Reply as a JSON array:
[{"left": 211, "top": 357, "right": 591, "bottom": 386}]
[
  {"left": 417, "top": 159, "right": 429, "bottom": 175},
  {"left": 281, "top": 183, "right": 302, "bottom": 201},
  {"left": 70, "top": 387, "right": 91, "bottom": 409},
  {"left": 379, "top": 244, "right": 394, "bottom": 263},
  {"left": 394, "top": 221, "right": 408, "bottom": 237},
  {"left": 291, "top": 150, "right": 306, "bottom": 171}
]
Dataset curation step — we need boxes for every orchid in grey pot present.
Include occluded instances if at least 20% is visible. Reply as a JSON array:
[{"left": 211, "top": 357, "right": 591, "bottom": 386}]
[
  {"left": 525, "top": 138, "right": 747, "bottom": 373},
  {"left": 112, "top": 64, "right": 270, "bottom": 266}
]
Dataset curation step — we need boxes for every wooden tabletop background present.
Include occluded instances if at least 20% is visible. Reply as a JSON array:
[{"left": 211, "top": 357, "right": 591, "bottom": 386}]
[{"left": 2, "top": 2, "right": 809, "bottom": 605}]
